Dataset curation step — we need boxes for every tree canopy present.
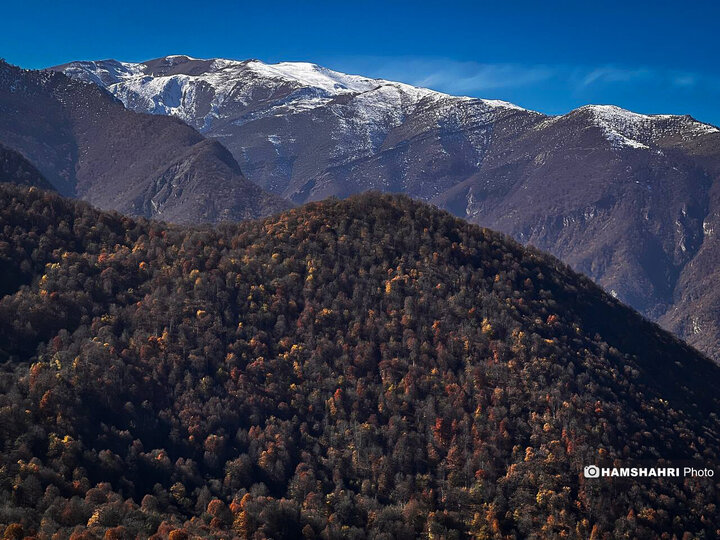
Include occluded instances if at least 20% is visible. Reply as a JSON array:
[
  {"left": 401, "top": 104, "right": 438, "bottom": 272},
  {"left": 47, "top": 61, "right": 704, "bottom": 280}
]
[{"left": 0, "top": 184, "right": 718, "bottom": 539}]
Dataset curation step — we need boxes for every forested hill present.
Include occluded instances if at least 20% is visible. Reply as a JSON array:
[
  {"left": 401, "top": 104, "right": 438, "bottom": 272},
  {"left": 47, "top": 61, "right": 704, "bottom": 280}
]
[
  {"left": 0, "top": 146, "right": 53, "bottom": 190},
  {"left": 0, "top": 184, "right": 719, "bottom": 539}
]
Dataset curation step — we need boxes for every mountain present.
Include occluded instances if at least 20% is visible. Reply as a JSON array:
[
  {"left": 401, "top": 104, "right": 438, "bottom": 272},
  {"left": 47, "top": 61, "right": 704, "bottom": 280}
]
[
  {"left": 1, "top": 183, "right": 718, "bottom": 538},
  {"left": 0, "top": 143, "right": 54, "bottom": 189},
  {"left": 0, "top": 60, "right": 289, "bottom": 223},
  {"left": 436, "top": 104, "right": 720, "bottom": 320},
  {"left": 52, "top": 56, "right": 533, "bottom": 202},
  {"left": 53, "top": 56, "right": 720, "bottom": 360}
]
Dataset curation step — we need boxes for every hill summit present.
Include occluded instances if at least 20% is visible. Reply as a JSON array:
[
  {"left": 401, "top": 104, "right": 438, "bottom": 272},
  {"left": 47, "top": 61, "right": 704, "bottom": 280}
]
[{"left": 0, "top": 184, "right": 718, "bottom": 538}]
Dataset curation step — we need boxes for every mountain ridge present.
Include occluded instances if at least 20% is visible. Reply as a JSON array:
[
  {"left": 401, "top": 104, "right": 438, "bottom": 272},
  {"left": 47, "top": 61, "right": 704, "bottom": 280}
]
[
  {"left": 51, "top": 55, "right": 718, "bottom": 136},
  {"left": 42, "top": 55, "right": 720, "bottom": 361},
  {"left": 0, "top": 60, "right": 290, "bottom": 223}
]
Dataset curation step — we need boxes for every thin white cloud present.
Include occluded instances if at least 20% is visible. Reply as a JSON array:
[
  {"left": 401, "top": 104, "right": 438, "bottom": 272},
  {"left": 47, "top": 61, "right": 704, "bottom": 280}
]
[
  {"left": 578, "top": 66, "right": 705, "bottom": 89},
  {"left": 322, "top": 56, "right": 711, "bottom": 97},
  {"left": 579, "top": 67, "right": 653, "bottom": 87},
  {"left": 412, "top": 63, "right": 556, "bottom": 93},
  {"left": 672, "top": 74, "right": 697, "bottom": 87},
  {"left": 341, "top": 57, "right": 560, "bottom": 95}
]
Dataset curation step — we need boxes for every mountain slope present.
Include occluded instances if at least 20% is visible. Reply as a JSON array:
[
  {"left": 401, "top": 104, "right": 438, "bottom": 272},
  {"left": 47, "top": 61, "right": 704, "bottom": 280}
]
[
  {"left": 655, "top": 131, "right": 720, "bottom": 357},
  {"left": 52, "top": 56, "right": 534, "bottom": 202},
  {"left": 0, "top": 184, "right": 719, "bottom": 538},
  {"left": 0, "top": 60, "right": 289, "bottom": 223},
  {"left": 53, "top": 56, "right": 720, "bottom": 360},
  {"left": 0, "top": 144, "right": 53, "bottom": 189},
  {"left": 436, "top": 106, "right": 720, "bottom": 315}
]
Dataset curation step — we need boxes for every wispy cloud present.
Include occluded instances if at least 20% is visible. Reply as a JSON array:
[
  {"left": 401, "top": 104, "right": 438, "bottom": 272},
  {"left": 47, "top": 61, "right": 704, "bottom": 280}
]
[
  {"left": 578, "top": 66, "right": 705, "bottom": 90},
  {"left": 330, "top": 57, "right": 561, "bottom": 95},
  {"left": 400, "top": 61, "right": 557, "bottom": 94},
  {"left": 673, "top": 74, "right": 697, "bottom": 87},
  {"left": 323, "top": 56, "right": 713, "bottom": 97},
  {"left": 579, "top": 67, "right": 653, "bottom": 87}
]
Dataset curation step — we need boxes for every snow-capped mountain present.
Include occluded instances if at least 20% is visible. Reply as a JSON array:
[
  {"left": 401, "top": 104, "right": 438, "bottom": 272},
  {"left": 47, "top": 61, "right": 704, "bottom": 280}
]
[
  {"left": 53, "top": 56, "right": 716, "bottom": 200},
  {"left": 543, "top": 104, "right": 717, "bottom": 149},
  {"left": 49, "top": 56, "right": 720, "bottom": 360},
  {"left": 57, "top": 55, "right": 524, "bottom": 131},
  {"left": 53, "top": 55, "right": 538, "bottom": 201}
]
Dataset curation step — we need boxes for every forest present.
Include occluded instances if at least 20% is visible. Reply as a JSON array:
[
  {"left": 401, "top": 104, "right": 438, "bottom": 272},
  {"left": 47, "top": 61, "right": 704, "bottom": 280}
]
[{"left": 0, "top": 183, "right": 718, "bottom": 539}]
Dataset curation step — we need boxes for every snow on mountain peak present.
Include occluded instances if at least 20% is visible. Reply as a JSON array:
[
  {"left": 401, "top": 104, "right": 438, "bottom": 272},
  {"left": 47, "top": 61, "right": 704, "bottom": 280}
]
[
  {"left": 575, "top": 104, "right": 718, "bottom": 150},
  {"left": 244, "top": 60, "right": 381, "bottom": 95},
  {"left": 165, "top": 54, "right": 199, "bottom": 61},
  {"left": 53, "top": 56, "right": 530, "bottom": 127},
  {"left": 581, "top": 104, "right": 672, "bottom": 128},
  {"left": 481, "top": 98, "right": 527, "bottom": 111},
  {"left": 58, "top": 59, "right": 144, "bottom": 87}
]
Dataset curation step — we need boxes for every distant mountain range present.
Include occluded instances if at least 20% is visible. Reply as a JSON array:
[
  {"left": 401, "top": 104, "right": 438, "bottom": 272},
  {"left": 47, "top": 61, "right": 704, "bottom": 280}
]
[
  {"left": 49, "top": 55, "right": 720, "bottom": 360},
  {"left": 0, "top": 60, "right": 289, "bottom": 223},
  {"left": 52, "top": 55, "right": 534, "bottom": 202}
]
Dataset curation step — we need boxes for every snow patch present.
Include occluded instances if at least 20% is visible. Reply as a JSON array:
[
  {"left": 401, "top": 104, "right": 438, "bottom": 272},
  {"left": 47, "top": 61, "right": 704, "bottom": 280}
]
[
  {"left": 579, "top": 104, "right": 718, "bottom": 149},
  {"left": 57, "top": 56, "right": 530, "bottom": 134},
  {"left": 246, "top": 60, "right": 380, "bottom": 95},
  {"left": 703, "top": 220, "right": 714, "bottom": 237},
  {"left": 603, "top": 130, "right": 649, "bottom": 150},
  {"left": 691, "top": 317, "right": 702, "bottom": 335}
]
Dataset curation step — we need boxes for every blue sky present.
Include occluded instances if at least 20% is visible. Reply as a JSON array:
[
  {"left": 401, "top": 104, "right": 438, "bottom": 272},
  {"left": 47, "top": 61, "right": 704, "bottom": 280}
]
[{"left": 3, "top": 0, "right": 719, "bottom": 125}]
